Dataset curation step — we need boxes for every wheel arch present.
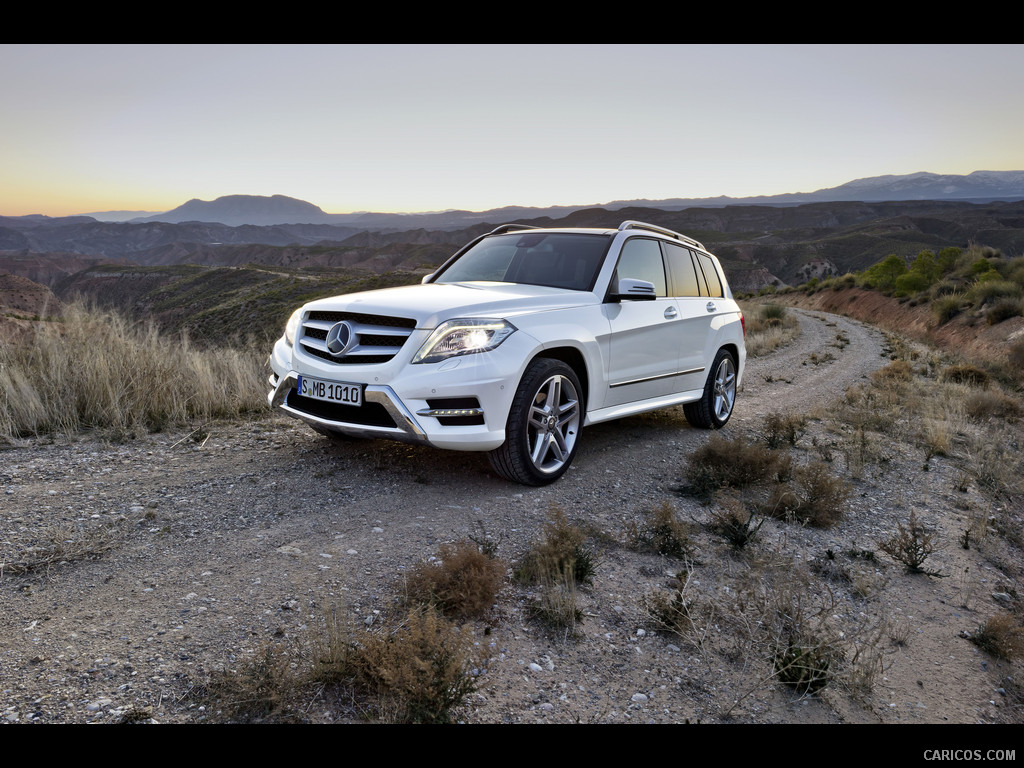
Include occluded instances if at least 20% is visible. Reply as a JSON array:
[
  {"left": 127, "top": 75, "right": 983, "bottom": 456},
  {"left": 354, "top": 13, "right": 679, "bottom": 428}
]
[{"left": 530, "top": 345, "right": 590, "bottom": 415}]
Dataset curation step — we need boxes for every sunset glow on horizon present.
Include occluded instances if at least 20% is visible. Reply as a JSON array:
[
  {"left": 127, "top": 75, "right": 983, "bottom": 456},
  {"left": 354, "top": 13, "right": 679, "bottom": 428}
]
[{"left": 3, "top": 44, "right": 1023, "bottom": 218}]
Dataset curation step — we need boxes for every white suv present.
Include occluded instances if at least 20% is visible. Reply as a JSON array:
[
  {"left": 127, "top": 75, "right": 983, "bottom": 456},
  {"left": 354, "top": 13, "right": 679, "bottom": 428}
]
[{"left": 268, "top": 220, "right": 746, "bottom": 485}]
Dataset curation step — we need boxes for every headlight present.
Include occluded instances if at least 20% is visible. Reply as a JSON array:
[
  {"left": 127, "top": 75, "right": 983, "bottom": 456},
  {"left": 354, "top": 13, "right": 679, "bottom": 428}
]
[
  {"left": 284, "top": 308, "right": 303, "bottom": 346},
  {"left": 412, "top": 318, "right": 516, "bottom": 364}
]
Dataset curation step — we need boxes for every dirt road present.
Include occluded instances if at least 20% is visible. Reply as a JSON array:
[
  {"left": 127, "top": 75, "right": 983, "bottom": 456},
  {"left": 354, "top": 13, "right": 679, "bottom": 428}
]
[{"left": 3, "top": 309, "right": 1014, "bottom": 725}]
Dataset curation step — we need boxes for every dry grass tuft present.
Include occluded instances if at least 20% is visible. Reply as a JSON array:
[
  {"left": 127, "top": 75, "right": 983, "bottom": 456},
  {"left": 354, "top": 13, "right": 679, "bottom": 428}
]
[
  {"left": 970, "top": 613, "right": 1024, "bottom": 661},
  {"left": 765, "top": 460, "right": 850, "bottom": 528},
  {"left": 0, "top": 302, "right": 265, "bottom": 440},
  {"left": 342, "top": 606, "right": 482, "bottom": 723},
  {"left": 405, "top": 540, "right": 505, "bottom": 620},
  {"left": 203, "top": 604, "right": 483, "bottom": 724},
  {"left": 515, "top": 507, "right": 596, "bottom": 587},
  {"left": 0, "top": 524, "right": 122, "bottom": 576},
  {"left": 682, "top": 433, "right": 791, "bottom": 501},
  {"left": 626, "top": 501, "right": 694, "bottom": 559}
]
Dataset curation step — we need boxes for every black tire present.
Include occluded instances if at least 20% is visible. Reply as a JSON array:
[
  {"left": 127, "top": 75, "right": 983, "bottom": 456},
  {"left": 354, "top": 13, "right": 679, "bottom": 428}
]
[
  {"left": 683, "top": 348, "right": 738, "bottom": 429},
  {"left": 488, "top": 358, "right": 584, "bottom": 485}
]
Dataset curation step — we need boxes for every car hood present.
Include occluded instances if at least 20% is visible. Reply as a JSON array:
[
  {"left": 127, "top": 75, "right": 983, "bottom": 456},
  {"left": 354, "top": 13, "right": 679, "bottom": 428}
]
[{"left": 304, "top": 282, "right": 596, "bottom": 328}]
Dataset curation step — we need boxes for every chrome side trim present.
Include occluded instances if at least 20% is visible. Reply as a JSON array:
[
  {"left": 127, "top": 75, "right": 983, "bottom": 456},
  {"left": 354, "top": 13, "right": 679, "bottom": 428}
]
[{"left": 609, "top": 367, "right": 705, "bottom": 389}]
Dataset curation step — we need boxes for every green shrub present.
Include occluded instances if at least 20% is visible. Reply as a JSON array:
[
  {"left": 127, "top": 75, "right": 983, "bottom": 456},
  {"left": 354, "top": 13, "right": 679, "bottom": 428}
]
[
  {"left": 966, "top": 278, "right": 1022, "bottom": 307},
  {"left": 932, "top": 294, "right": 964, "bottom": 325},
  {"left": 860, "top": 254, "right": 908, "bottom": 293},
  {"left": 986, "top": 298, "right": 1023, "bottom": 325}
]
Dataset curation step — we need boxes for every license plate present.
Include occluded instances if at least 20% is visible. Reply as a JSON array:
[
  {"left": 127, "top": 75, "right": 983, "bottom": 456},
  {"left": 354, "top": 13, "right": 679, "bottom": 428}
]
[{"left": 297, "top": 375, "right": 363, "bottom": 407}]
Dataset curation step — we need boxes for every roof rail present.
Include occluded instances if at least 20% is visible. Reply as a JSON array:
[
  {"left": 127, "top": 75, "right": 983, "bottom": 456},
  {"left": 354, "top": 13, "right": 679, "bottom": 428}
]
[
  {"left": 618, "top": 220, "right": 704, "bottom": 251},
  {"left": 488, "top": 223, "right": 541, "bottom": 235}
]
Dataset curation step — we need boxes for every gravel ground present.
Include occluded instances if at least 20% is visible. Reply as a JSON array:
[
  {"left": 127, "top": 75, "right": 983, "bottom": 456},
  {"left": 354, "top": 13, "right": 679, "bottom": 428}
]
[{"left": 2, "top": 309, "right": 1021, "bottom": 728}]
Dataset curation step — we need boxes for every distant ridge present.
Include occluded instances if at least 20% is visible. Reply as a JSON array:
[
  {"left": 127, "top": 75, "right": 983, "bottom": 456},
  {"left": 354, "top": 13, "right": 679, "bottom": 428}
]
[
  {"left": 80, "top": 171, "right": 1024, "bottom": 228},
  {"left": 135, "top": 194, "right": 332, "bottom": 227}
]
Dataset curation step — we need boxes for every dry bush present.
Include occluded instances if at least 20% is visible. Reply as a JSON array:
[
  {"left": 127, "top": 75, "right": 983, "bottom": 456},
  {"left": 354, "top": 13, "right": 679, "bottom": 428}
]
[
  {"left": 872, "top": 359, "right": 914, "bottom": 385},
  {"left": 741, "top": 302, "right": 802, "bottom": 357},
  {"left": 515, "top": 507, "right": 596, "bottom": 586},
  {"left": 528, "top": 564, "right": 584, "bottom": 634},
  {"left": 682, "top": 433, "right": 791, "bottom": 501},
  {"left": 203, "top": 641, "right": 303, "bottom": 723},
  {"left": 626, "top": 501, "right": 694, "bottom": 559},
  {"left": 970, "top": 613, "right": 1024, "bottom": 660},
  {"left": 965, "top": 425, "right": 1024, "bottom": 504},
  {"left": 765, "top": 460, "right": 850, "bottom": 528},
  {"left": 940, "top": 364, "right": 990, "bottom": 387},
  {"left": 964, "top": 388, "right": 1022, "bottom": 420},
  {"left": 0, "top": 302, "right": 265, "bottom": 439},
  {"left": 878, "top": 510, "right": 944, "bottom": 576},
  {"left": 0, "top": 524, "right": 122, "bottom": 576},
  {"left": 731, "top": 568, "right": 844, "bottom": 698},
  {"left": 342, "top": 606, "right": 482, "bottom": 723},
  {"left": 760, "top": 411, "right": 807, "bottom": 449},
  {"left": 405, "top": 540, "right": 505, "bottom": 620},
  {"left": 203, "top": 603, "right": 483, "bottom": 724},
  {"left": 641, "top": 569, "right": 707, "bottom": 648},
  {"left": 708, "top": 494, "right": 765, "bottom": 550}
]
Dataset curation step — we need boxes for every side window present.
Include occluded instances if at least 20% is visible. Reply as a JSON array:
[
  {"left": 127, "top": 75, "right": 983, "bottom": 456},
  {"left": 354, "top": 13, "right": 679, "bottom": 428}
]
[
  {"left": 614, "top": 238, "right": 667, "bottom": 297},
  {"left": 663, "top": 242, "right": 701, "bottom": 297},
  {"left": 695, "top": 252, "right": 724, "bottom": 298}
]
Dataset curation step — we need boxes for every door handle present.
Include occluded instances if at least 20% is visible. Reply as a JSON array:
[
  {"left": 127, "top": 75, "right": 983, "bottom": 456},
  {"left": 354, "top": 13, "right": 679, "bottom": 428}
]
[
  {"left": 664, "top": 307, "right": 678, "bottom": 319},
  {"left": 706, "top": 302, "right": 717, "bottom": 313}
]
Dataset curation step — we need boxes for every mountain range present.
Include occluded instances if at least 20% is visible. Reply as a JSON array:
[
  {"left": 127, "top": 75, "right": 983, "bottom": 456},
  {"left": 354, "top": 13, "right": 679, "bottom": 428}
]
[
  {"left": 65, "top": 170, "right": 1024, "bottom": 228},
  {"left": 3, "top": 170, "right": 1024, "bottom": 342}
]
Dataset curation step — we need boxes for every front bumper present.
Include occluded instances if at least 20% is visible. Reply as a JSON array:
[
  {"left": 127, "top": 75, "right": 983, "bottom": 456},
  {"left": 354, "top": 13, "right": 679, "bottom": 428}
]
[{"left": 267, "top": 331, "right": 537, "bottom": 451}]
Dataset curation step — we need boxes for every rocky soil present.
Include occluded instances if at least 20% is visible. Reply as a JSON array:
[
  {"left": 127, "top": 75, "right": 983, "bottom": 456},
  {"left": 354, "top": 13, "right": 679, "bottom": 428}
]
[{"left": 1, "top": 308, "right": 1021, "bottom": 729}]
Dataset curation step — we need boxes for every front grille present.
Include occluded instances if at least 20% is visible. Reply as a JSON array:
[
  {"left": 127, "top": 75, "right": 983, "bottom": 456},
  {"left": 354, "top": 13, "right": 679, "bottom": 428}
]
[{"left": 299, "top": 310, "right": 416, "bottom": 365}]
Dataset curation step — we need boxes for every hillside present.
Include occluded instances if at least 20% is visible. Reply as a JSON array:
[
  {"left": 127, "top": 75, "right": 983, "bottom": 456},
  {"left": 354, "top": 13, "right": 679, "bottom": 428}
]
[
  {"left": 52, "top": 263, "right": 427, "bottom": 345},
  {"left": 5, "top": 199, "right": 1024, "bottom": 292},
  {"left": 770, "top": 284, "right": 1024, "bottom": 371}
]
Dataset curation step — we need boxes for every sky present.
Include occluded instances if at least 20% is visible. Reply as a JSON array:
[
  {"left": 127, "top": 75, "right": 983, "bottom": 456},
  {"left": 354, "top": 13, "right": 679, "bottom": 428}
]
[{"left": 2, "top": 43, "right": 1023, "bottom": 218}]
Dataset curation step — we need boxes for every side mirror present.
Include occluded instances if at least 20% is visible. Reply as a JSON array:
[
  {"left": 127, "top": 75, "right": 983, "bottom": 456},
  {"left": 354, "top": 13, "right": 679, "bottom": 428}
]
[{"left": 611, "top": 278, "right": 657, "bottom": 301}]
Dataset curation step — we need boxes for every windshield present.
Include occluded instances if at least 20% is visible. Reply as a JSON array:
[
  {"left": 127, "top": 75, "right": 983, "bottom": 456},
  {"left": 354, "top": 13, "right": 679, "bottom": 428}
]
[{"left": 435, "top": 232, "right": 612, "bottom": 291}]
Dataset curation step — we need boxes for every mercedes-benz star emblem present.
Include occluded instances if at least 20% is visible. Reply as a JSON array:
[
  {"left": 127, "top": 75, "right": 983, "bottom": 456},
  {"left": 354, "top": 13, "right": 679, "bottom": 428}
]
[{"left": 325, "top": 321, "right": 355, "bottom": 356}]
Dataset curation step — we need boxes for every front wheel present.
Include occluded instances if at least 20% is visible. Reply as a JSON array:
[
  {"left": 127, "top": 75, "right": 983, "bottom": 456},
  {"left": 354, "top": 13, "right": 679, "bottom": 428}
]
[
  {"left": 488, "top": 358, "right": 583, "bottom": 485},
  {"left": 684, "top": 349, "right": 737, "bottom": 429}
]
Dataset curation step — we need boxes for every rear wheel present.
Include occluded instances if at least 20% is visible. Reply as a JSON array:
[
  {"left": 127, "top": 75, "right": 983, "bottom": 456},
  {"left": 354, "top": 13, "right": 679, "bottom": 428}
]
[
  {"left": 684, "top": 349, "right": 737, "bottom": 429},
  {"left": 488, "top": 358, "right": 583, "bottom": 485}
]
